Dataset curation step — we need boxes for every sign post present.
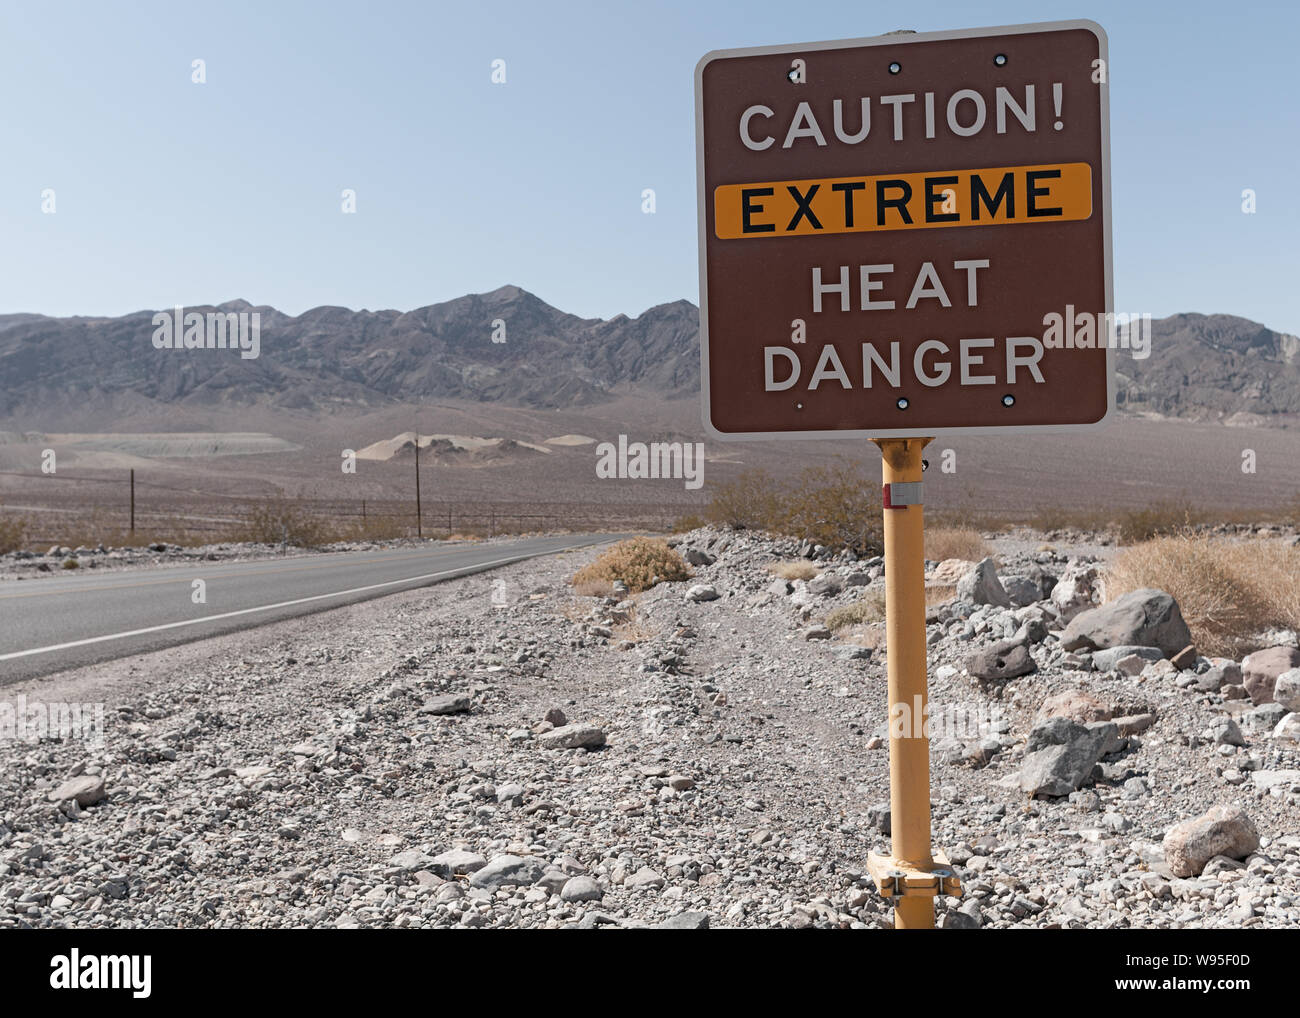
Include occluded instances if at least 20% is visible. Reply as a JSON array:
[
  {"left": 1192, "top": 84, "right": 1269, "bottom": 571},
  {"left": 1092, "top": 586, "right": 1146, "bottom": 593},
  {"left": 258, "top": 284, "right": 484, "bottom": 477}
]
[{"left": 695, "top": 20, "right": 1113, "bottom": 928}]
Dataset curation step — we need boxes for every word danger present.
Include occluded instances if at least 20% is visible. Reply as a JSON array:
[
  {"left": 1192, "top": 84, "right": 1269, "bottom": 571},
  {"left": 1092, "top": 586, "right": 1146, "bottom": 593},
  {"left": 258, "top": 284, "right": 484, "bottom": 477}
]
[
  {"left": 739, "top": 83, "right": 1064, "bottom": 151},
  {"left": 764, "top": 337, "right": 1046, "bottom": 392}
]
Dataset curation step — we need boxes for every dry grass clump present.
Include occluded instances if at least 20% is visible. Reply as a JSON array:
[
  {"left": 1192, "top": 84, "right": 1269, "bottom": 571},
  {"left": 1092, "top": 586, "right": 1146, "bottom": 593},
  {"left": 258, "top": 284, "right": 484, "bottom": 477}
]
[
  {"left": 235, "top": 498, "right": 340, "bottom": 547},
  {"left": 925, "top": 527, "right": 992, "bottom": 563},
  {"left": 0, "top": 512, "right": 27, "bottom": 554},
  {"left": 826, "top": 592, "right": 887, "bottom": 631},
  {"left": 571, "top": 537, "right": 691, "bottom": 594},
  {"left": 1106, "top": 534, "right": 1300, "bottom": 657},
  {"left": 572, "top": 578, "right": 617, "bottom": 598},
  {"left": 706, "top": 459, "right": 883, "bottom": 556},
  {"left": 771, "top": 560, "right": 820, "bottom": 581}
]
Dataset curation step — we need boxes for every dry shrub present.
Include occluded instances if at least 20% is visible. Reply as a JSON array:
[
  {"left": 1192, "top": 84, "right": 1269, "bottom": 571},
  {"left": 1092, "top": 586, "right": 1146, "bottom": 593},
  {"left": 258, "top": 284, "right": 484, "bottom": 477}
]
[
  {"left": 571, "top": 537, "right": 691, "bottom": 594},
  {"left": 771, "top": 560, "right": 819, "bottom": 581},
  {"left": 1113, "top": 501, "right": 1205, "bottom": 544},
  {"left": 706, "top": 459, "right": 882, "bottom": 556},
  {"left": 0, "top": 512, "right": 27, "bottom": 554},
  {"left": 236, "top": 498, "right": 339, "bottom": 547},
  {"left": 705, "top": 469, "right": 783, "bottom": 530},
  {"left": 572, "top": 578, "right": 616, "bottom": 598},
  {"left": 1106, "top": 534, "right": 1300, "bottom": 657},
  {"left": 672, "top": 513, "right": 707, "bottom": 533},
  {"left": 826, "top": 592, "right": 887, "bottom": 631},
  {"left": 925, "top": 527, "right": 992, "bottom": 563}
]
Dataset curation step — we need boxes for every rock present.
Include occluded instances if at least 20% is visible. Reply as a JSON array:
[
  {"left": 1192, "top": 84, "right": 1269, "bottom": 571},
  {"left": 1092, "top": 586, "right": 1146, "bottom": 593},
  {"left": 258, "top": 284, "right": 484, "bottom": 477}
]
[
  {"left": 420, "top": 694, "right": 471, "bottom": 716},
  {"left": 802, "top": 625, "right": 832, "bottom": 641},
  {"left": 1210, "top": 718, "right": 1244, "bottom": 746},
  {"left": 1274, "top": 669, "right": 1300, "bottom": 712},
  {"left": 1162, "top": 805, "right": 1259, "bottom": 878},
  {"left": 1001, "top": 575, "right": 1043, "bottom": 608},
  {"left": 1272, "top": 713, "right": 1300, "bottom": 741},
  {"left": 1242, "top": 647, "right": 1300, "bottom": 705},
  {"left": 544, "top": 707, "right": 568, "bottom": 726},
  {"left": 429, "top": 849, "right": 487, "bottom": 876},
  {"left": 1017, "top": 718, "right": 1118, "bottom": 797},
  {"left": 686, "top": 584, "right": 719, "bottom": 602},
  {"left": 560, "top": 875, "right": 604, "bottom": 902},
  {"left": 1113, "top": 713, "right": 1157, "bottom": 736},
  {"left": 866, "top": 802, "right": 891, "bottom": 835},
  {"left": 1240, "top": 703, "right": 1288, "bottom": 736},
  {"left": 654, "top": 911, "right": 710, "bottom": 929},
  {"left": 767, "top": 578, "right": 792, "bottom": 596},
  {"left": 1091, "top": 645, "right": 1164, "bottom": 672},
  {"left": 469, "top": 854, "right": 547, "bottom": 889},
  {"left": 538, "top": 724, "right": 606, "bottom": 750},
  {"left": 1169, "top": 645, "right": 1198, "bottom": 670},
  {"left": 496, "top": 782, "right": 525, "bottom": 805},
  {"left": 683, "top": 548, "right": 715, "bottom": 566},
  {"left": 808, "top": 572, "right": 842, "bottom": 596},
  {"left": 956, "top": 558, "right": 1011, "bottom": 607},
  {"left": 1050, "top": 561, "right": 1099, "bottom": 622},
  {"left": 625, "top": 867, "right": 666, "bottom": 890},
  {"left": 389, "top": 850, "right": 435, "bottom": 872},
  {"left": 1037, "top": 689, "right": 1112, "bottom": 723},
  {"left": 667, "top": 774, "right": 694, "bottom": 791},
  {"left": 1251, "top": 769, "right": 1300, "bottom": 792},
  {"left": 46, "top": 775, "right": 106, "bottom": 808},
  {"left": 967, "top": 639, "right": 1036, "bottom": 682},
  {"left": 1060, "top": 589, "right": 1192, "bottom": 658},
  {"left": 930, "top": 558, "right": 975, "bottom": 586}
]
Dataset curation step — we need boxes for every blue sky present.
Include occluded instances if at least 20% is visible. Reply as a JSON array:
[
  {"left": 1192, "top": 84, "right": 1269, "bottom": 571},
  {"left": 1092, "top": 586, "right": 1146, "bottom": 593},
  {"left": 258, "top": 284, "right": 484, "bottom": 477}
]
[{"left": 1, "top": 0, "right": 1295, "bottom": 333}]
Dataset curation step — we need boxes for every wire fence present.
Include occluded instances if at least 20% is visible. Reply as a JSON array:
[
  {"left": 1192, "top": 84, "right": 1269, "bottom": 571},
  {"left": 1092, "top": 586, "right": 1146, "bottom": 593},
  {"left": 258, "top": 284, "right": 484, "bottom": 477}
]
[{"left": 0, "top": 469, "right": 693, "bottom": 547}]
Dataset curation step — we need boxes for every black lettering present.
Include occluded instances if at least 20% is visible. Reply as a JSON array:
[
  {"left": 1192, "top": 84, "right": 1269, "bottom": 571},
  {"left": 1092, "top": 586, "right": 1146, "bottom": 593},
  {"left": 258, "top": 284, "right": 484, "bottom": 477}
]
[
  {"left": 785, "top": 184, "right": 823, "bottom": 231},
  {"left": 830, "top": 181, "right": 865, "bottom": 227},
  {"left": 924, "top": 175, "right": 959, "bottom": 223},
  {"left": 875, "top": 179, "right": 913, "bottom": 226},
  {"left": 741, "top": 187, "right": 776, "bottom": 233},
  {"left": 1026, "top": 169, "right": 1063, "bottom": 218},
  {"left": 970, "top": 172, "right": 1015, "bottom": 220}
]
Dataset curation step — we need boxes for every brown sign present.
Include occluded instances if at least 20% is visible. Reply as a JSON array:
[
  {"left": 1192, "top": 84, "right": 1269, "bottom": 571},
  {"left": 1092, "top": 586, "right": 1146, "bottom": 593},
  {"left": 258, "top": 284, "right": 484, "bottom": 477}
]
[{"left": 695, "top": 21, "right": 1114, "bottom": 439}]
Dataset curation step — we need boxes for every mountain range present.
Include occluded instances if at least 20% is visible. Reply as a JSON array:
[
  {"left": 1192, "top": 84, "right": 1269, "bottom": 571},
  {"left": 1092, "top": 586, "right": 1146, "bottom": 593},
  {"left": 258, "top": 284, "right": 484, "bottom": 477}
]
[{"left": 1, "top": 286, "right": 1296, "bottom": 426}]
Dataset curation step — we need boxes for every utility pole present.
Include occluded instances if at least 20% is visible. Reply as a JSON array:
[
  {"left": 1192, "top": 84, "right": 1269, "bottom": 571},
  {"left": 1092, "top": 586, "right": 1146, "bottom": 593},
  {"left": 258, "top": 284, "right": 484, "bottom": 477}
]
[
  {"left": 129, "top": 469, "right": 135, "bottom": 533},
  {"left": 414, "top": 432, "right": 422, "bottom": 538}
]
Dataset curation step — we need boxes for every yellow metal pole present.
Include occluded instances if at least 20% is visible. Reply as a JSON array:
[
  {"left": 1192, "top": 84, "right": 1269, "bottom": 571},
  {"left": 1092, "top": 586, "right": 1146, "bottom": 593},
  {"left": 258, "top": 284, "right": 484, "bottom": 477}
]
[{"left": 873, "top": 436, "right": 935, "bottom": 929}]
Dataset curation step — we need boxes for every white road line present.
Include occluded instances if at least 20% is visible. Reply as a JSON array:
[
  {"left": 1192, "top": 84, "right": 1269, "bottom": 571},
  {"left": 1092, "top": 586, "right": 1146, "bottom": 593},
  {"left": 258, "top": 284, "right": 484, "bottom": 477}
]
[{"left": 0, "top": 543, "right": 596, "bottom": 662}]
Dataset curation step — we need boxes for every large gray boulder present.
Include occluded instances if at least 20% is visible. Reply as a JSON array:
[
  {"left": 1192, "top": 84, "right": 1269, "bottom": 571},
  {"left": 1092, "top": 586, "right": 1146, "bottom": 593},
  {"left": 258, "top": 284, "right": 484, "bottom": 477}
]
[
  {"left": 956, "top": 558, "right": 1011, "bottom": 608},
  {"left": 1017, "top": 717, "right": 1118, "bottom": 797},
  {"left": 1060, "top": 588, "right": 1191, "bottom": 658},
  {"left": 1162, "top": 805, "right": 1259, "bottom": 878},
  {"left": 967, "top": 639, "right": 1036, "bottom": 682},
  {"left": 469, "top": 854, "right": 547, "bottom": 889},
  {"left": 1274, "top": 669, "right": 1300, "bottom": 712},
  {"left": 1242, "top": 647, "right": 1300, "bottom": 705},
  {"left": 538, "top": 724, "right": 606, "bottom": 750}
]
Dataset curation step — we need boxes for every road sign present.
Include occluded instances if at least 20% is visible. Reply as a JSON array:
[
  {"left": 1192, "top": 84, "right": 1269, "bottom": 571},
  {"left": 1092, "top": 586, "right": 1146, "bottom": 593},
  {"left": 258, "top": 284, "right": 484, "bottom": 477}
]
[{"left": 695, "top": 21, "right": 1113, "bottom": 439}]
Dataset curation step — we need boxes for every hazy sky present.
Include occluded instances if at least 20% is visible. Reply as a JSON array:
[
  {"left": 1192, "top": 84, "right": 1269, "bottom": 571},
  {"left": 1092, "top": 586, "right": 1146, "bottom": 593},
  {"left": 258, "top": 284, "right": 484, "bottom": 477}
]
[{"left": 2, "top": 0, "right": 1295, "bottom": 333}]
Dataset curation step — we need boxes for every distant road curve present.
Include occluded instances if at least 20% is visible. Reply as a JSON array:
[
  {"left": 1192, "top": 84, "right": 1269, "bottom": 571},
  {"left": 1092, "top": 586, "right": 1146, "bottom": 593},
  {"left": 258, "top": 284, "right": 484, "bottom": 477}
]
[{"left": 0, "top": 534, "right": 619, "bottom": 684}]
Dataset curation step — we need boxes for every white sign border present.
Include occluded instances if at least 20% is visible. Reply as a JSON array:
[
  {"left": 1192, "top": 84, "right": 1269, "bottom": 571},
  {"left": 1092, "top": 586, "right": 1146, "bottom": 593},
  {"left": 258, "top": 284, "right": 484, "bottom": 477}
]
[{"left": 694, "top": 19, "right": 1115, "bottom": 442}]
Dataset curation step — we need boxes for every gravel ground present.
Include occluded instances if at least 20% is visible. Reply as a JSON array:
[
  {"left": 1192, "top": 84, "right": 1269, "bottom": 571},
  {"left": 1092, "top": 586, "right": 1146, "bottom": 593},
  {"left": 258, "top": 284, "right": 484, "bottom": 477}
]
[{"left": 1, "top": 527, "right": 1297, "bottom": 929}]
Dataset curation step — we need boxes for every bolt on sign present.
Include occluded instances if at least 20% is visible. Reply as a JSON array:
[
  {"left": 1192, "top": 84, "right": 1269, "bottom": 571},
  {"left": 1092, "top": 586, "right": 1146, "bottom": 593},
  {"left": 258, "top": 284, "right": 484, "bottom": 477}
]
[{"left": 695, "top": 21, "right": 1113, "bottom": 439}]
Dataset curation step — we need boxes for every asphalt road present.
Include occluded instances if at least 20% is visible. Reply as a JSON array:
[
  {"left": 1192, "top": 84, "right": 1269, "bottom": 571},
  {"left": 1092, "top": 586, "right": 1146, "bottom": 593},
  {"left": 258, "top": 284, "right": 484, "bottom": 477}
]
[{"left": 0, "top": 535, "right": 617, "bottom": 684}]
